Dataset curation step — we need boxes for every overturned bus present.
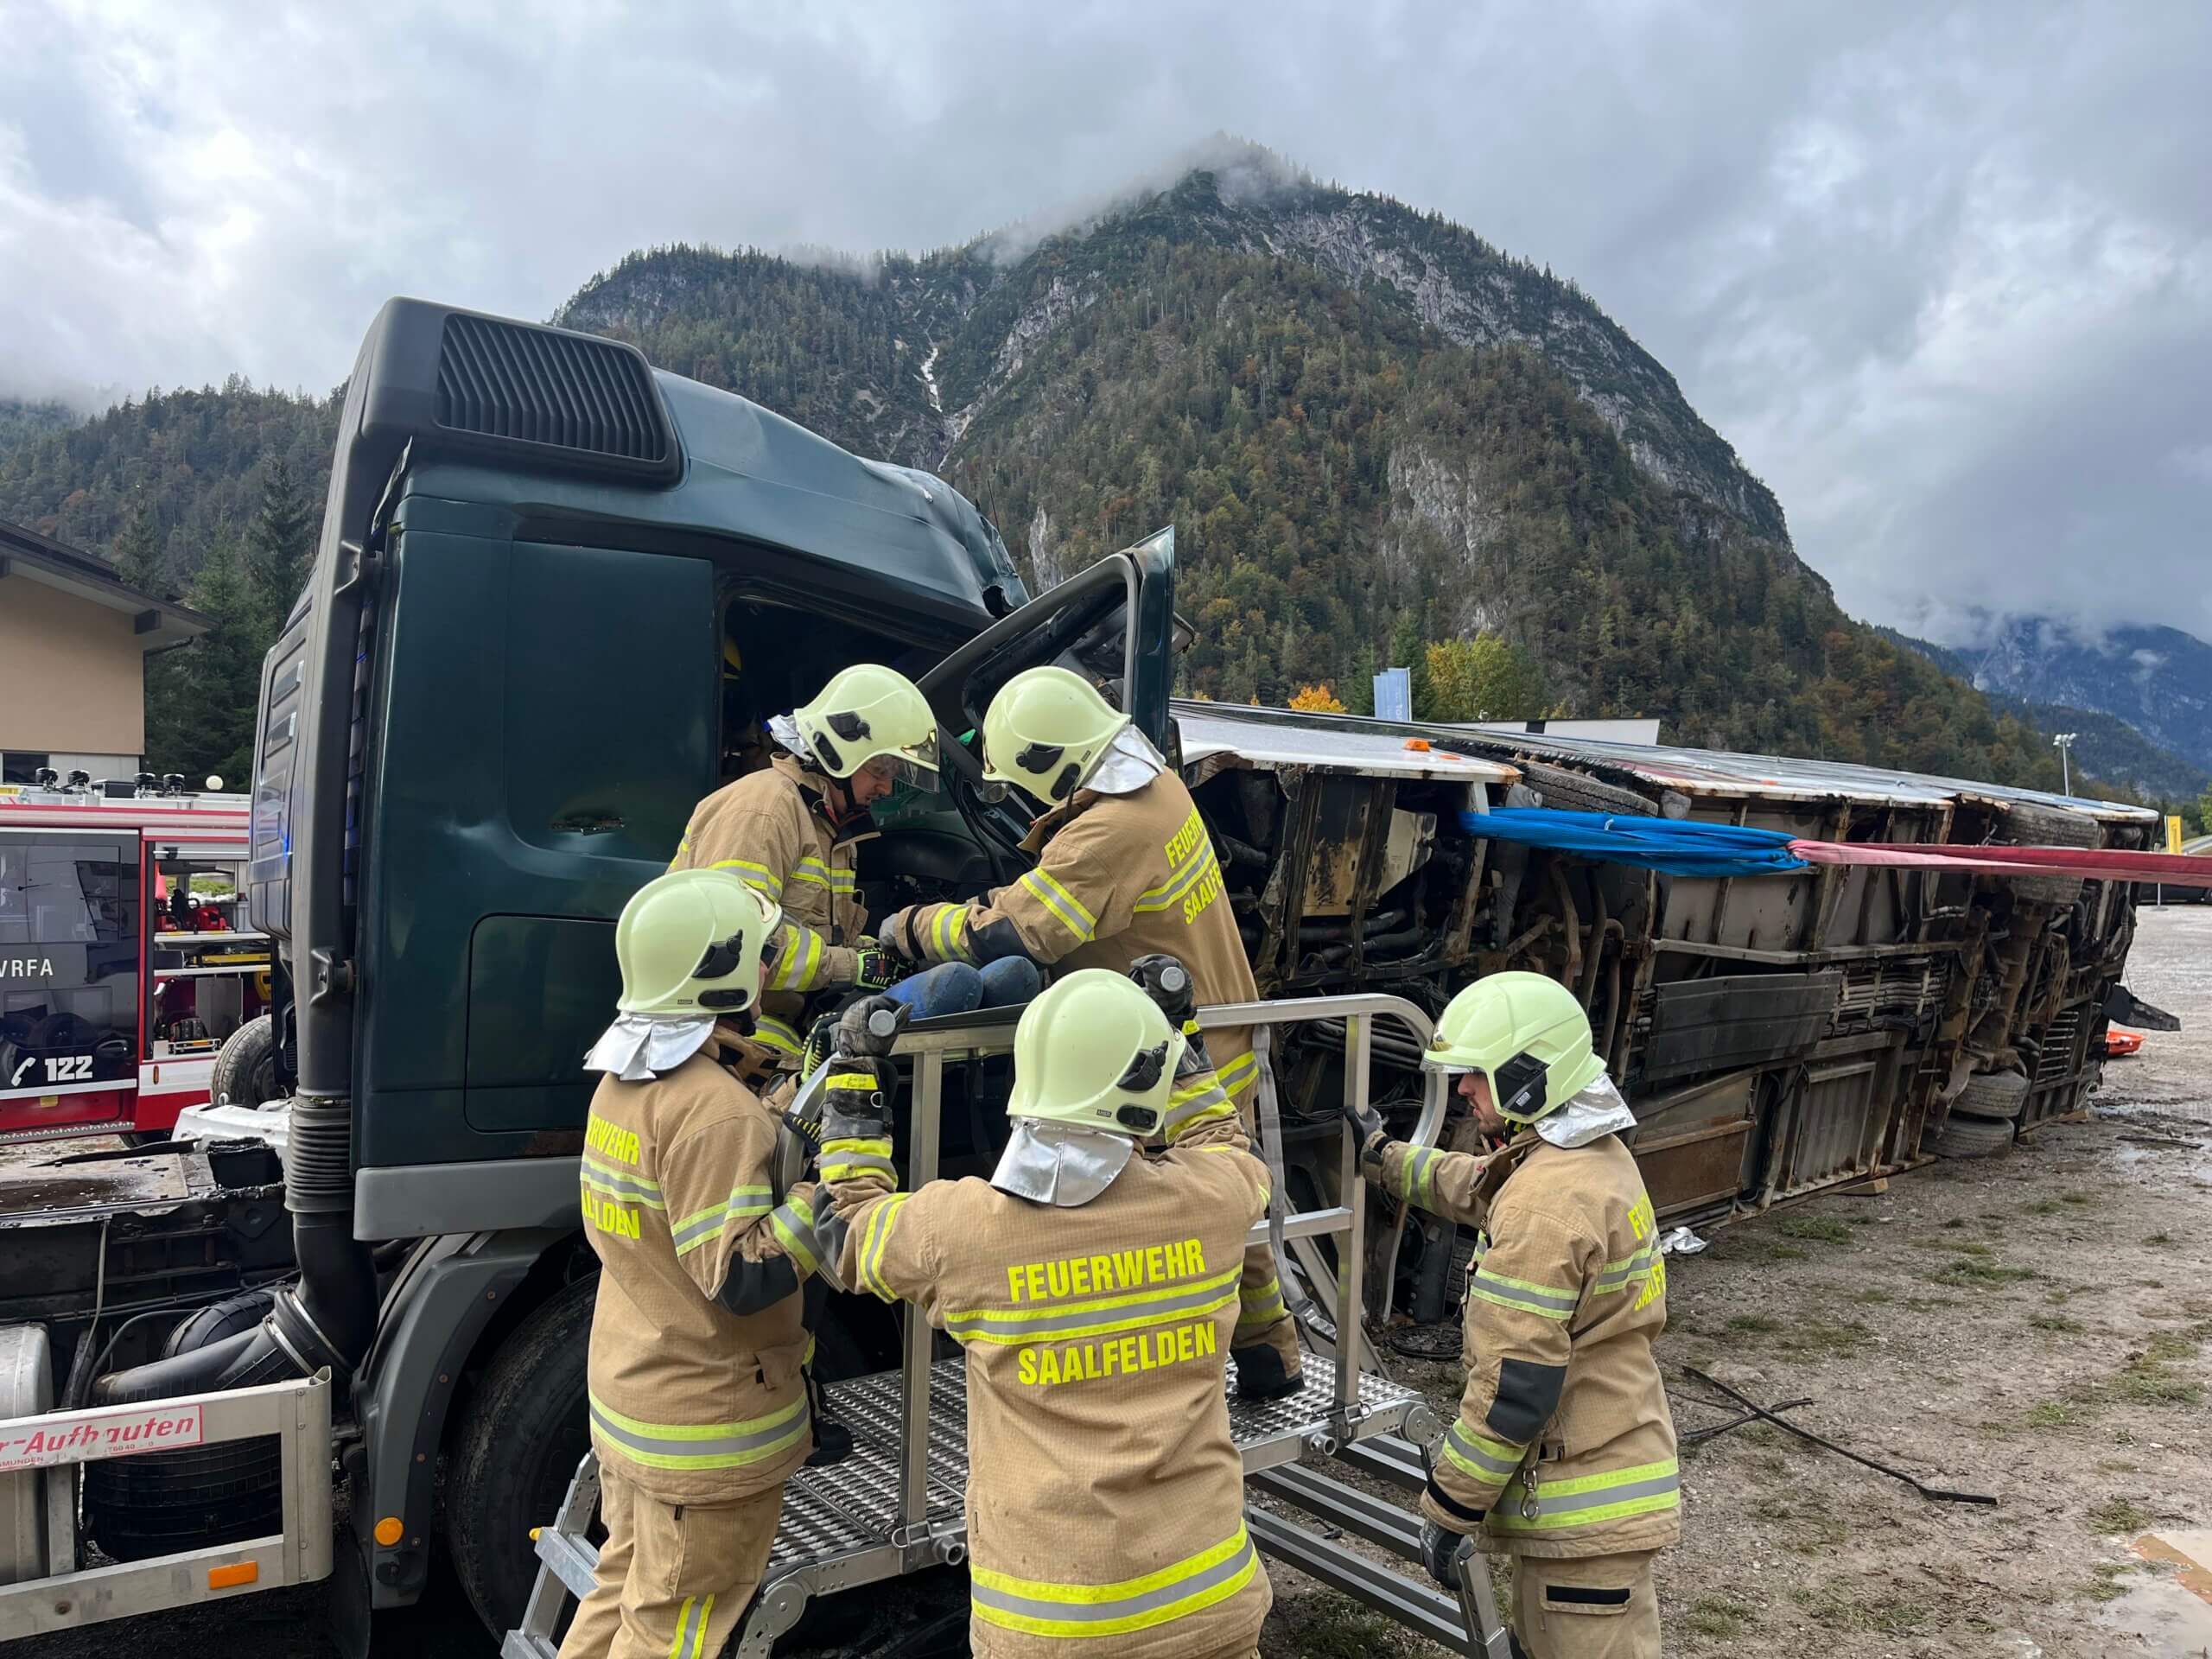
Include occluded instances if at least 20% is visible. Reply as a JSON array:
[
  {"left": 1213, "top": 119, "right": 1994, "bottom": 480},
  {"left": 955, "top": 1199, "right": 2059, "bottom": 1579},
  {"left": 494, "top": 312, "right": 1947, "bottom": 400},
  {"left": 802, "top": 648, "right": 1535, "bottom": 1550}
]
[
  {"left": 0, "top": 298, "right": 2178, "bottom": 1653},
  {"left": 1164, "top": 707, "right": 2171, "bottom": 1323}
]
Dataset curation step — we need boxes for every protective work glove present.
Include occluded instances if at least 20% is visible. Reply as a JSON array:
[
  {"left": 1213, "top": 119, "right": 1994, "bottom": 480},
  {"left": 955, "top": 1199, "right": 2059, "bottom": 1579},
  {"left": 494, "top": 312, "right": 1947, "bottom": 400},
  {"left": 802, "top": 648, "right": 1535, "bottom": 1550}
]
[
  {"left": 801, "top": 1014, "right": 837, "bottom": 1081},
  {"left": 1128, "top": 953, "right": 1210, "bottom": 1074},
  {"left": 833, "top": 994, "right": 908, "bottom": 1061},
  {"left": 853, "top": 940, "right": 906, "bottom": 992},
  {"left": 1418, "top": 1518, "right": 1475, "bottom": 1591},
  {"left": 818, "top": 995, "right": 909, "bottom": 1143},
  {"left": 1342, "top": 1096, "right": 1388, "bottom": 1168},
  {"left": 1127, "top": 953, "right": 1197, "bottom": 1027}
]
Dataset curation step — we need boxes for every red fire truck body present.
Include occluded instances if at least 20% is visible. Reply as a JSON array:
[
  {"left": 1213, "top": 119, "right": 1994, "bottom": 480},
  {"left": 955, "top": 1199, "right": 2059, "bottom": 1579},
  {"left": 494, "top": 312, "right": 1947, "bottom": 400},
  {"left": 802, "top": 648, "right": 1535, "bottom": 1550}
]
[{"left": 0, "top": 785, "right": 266, "bottom": 1144}]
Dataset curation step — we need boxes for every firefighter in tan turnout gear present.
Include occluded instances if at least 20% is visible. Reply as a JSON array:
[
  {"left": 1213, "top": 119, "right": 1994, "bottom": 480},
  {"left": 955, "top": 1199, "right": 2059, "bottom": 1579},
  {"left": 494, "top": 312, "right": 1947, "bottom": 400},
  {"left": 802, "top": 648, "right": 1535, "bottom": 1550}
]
[
  {"left": 561, "top": 869, "right": 837, "bottom": 1659},
  {"left": 670, "top": 663, "right": 1006, "bottom": 1069},
  {"left": 810, "top": 962, "right": 1274, "bottom": 1658},
  {"left": 875, "top": 665, "right": 1304, "bottom": 1398},
  {"left": 1346, "top": 972, "right": 1679, "bottom": 1659}
]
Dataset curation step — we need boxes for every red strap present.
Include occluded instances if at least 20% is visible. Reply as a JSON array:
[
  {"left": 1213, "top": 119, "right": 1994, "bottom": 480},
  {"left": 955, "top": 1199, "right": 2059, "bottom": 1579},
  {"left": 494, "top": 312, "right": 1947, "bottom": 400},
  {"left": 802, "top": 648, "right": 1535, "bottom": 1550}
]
[{"left": 1788, "top": 840, "right": 2212, "bottom": 888}]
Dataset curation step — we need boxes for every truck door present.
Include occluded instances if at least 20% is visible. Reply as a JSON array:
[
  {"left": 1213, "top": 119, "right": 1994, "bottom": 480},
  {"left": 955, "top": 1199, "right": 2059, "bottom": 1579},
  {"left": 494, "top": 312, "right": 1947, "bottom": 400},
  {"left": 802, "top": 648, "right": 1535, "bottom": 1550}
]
[{"left": 916, "top": 526, "right": 1180, "bottom": 860}]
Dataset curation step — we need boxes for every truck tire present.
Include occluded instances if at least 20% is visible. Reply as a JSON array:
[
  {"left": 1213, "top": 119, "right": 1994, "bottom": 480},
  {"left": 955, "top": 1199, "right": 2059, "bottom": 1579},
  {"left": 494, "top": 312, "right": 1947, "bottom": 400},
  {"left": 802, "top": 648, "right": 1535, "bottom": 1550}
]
[
  {"left": 1932, "top": 1114, "right": 2015, "bottom": 1160},
  {"left": 1998, "top": 802, "right": 2100, "bottom": 907},
  {"left": 1951, "top": 1070, "right": 2030, "bottom": 1122},
  {"left": 446, "top": 1274, "right": 597, "bottom": 1637},
  {"left": 1514, "top": 760, "right": 1656, "bottom": 817},
  {"left": 210, "top": 1014, "right": 280, "bottom": 1109}
]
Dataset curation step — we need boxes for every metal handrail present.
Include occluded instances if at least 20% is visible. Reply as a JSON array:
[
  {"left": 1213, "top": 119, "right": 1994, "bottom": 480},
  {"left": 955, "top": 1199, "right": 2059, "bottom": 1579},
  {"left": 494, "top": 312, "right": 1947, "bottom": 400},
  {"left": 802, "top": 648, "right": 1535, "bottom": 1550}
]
[{"left": 1193, "top": 995, "right": 1448, "bottom": 1328}]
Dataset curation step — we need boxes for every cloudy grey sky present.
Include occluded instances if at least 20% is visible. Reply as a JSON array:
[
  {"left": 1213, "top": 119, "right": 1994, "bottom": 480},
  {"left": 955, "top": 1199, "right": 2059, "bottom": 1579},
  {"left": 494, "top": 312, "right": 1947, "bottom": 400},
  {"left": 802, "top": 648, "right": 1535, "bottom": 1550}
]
[{"left": 3, "top": 0, "right": 2207, "bottom": 642}]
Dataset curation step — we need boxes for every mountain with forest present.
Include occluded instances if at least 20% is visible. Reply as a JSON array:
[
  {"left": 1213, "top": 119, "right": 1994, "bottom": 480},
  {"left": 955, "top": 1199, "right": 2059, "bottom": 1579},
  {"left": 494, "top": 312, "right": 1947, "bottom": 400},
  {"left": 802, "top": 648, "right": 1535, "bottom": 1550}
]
[{"left": 0, "top": 139, "right": 2091, "bottom": 797}]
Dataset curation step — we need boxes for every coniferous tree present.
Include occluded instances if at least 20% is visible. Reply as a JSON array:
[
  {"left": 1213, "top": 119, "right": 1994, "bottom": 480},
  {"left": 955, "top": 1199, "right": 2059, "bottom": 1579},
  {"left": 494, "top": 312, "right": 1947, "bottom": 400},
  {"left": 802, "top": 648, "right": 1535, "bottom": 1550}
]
[
  {"left": 243, "top": 457, "right": 314, "bottom": 639},
  {"left": 110, "top": 505, "right": 167, "bottom": 594},
  {"left": 162, "top": 538, "right": 261, "bottom": 787}
]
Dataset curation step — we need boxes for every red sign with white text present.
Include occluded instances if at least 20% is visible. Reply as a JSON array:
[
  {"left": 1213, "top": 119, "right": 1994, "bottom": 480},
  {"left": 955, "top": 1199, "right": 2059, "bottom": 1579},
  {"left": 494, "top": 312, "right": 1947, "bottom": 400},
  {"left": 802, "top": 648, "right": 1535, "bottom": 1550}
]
[{"left": 0, "top": 1402, "right": 205, "bottom": 1471}]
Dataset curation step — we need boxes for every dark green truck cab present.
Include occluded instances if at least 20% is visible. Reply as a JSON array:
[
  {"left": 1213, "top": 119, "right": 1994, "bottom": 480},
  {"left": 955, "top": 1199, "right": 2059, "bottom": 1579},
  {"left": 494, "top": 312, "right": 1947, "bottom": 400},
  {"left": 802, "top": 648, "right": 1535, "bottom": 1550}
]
[
  {"left": 252, "top": 300, "right": 1174, "bottom": 1207},
  {"left": 229, "top": 300, "right": 1182, "bottom": 1627}
]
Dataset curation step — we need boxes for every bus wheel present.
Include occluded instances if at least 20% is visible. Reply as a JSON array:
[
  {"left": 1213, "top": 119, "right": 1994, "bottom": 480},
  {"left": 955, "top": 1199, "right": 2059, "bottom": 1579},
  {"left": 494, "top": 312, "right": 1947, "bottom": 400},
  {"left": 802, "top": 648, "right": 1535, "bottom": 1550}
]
[{"left": 445, "top": 1273, "right": 595, "bottom": 1637}]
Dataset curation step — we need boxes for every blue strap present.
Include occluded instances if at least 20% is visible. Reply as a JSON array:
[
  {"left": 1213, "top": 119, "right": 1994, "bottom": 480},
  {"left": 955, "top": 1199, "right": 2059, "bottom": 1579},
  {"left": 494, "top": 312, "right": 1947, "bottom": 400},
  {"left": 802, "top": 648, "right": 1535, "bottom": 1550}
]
[{"left": 1460, "top": 807, "right": 1808, "bottom": 879}]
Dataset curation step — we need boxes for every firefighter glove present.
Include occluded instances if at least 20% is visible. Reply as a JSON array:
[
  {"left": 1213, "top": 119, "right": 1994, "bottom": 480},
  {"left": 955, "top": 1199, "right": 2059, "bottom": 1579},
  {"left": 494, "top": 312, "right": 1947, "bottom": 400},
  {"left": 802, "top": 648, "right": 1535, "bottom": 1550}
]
[
  {"left": 801, "top": 1014, "right": 837, "bottom": 1080},
  {"left": 779, "top": 1108, "right": 823, "bottom": 1160},
  {"left": 1342, "top": 1097, "right": 1388, "bottom": 1165},
  {"left": 834, "top": 994, "right": 909, "bottom": 1061},
  {"left": 875, "top": 907, "right": 921, "bottom": 962},
  {"left": 1419, "top": 1517, "right": 1474, "bottom": 1591},
  {"left": 853, "top": 941, "right": 905, "bottom": 991},
  {"left": 1127, "top": 953, "right": 1197, "bottom": 1025}
]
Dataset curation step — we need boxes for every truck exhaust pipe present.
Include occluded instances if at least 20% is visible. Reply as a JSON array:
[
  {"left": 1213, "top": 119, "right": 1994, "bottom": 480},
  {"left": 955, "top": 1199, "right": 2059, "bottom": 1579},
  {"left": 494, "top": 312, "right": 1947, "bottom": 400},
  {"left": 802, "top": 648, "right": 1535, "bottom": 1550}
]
[{"left": 93, "top": 1094, "right": 377, "bottom": 1403}]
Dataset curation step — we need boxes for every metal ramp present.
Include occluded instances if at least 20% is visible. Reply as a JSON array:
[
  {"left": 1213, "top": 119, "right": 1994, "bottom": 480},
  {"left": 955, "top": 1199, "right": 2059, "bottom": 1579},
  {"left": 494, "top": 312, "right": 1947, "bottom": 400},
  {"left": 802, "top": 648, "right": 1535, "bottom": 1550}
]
[{"left": 505, "top": 993, "right": 1484, "bottom": 1658}]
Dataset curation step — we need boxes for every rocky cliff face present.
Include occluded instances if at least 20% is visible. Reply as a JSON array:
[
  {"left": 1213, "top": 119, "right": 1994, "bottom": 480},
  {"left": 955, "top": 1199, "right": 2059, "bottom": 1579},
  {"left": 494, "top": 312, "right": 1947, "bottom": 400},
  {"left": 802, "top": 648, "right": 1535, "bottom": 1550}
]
[{"left": 1249, "top": 198, "right": 1787, "bottom": 540}]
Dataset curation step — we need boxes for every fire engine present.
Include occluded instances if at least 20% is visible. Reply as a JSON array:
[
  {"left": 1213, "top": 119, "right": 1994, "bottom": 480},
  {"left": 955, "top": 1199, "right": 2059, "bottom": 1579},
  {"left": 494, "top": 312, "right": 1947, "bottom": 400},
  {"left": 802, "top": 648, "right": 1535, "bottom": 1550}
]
[{"left": 0, "top": 772, "right": 270, "bottom": 1146}]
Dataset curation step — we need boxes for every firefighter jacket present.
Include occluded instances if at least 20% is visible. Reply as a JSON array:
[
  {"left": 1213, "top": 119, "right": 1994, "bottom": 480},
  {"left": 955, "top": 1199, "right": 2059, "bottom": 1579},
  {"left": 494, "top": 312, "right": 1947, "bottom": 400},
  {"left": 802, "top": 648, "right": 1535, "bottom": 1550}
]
[
  {"left": 1370, "top": 1129, "right": 1680, "bottom": 1560},
  {"left": 892, "top": 771, "right": 1262, "bottom": 1110},
  {"left": 670, "top": 754, "right": 870, "bottom": 1065},
  {"left": 817, "top": 1084, "right": 1274, "bottom": 1657},
  {"left": 580, "top": 1049, "right": 829, "bottom": 1503}
]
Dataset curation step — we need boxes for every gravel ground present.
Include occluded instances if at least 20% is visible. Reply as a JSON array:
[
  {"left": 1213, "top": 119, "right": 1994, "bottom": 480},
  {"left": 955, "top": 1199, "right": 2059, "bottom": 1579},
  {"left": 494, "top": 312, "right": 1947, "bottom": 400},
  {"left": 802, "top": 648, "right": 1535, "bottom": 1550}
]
[{"left": 11, "top": 910, "right": 2211, "bottom": 1656}]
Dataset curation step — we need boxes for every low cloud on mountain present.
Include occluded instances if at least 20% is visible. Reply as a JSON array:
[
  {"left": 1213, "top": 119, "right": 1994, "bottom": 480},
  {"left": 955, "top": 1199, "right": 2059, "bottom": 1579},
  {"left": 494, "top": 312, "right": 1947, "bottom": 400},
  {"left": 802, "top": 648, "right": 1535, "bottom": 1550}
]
[{"left": 3, "top": 0, "right": 2206, "bottom": 636}]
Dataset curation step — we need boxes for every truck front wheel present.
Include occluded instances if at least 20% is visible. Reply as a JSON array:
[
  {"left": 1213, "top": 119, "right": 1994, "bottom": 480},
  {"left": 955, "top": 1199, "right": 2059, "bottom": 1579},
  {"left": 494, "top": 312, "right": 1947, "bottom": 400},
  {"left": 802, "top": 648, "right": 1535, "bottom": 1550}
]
[{"left": 444, "top": 1273, "right": 595, "bottom": 1636}]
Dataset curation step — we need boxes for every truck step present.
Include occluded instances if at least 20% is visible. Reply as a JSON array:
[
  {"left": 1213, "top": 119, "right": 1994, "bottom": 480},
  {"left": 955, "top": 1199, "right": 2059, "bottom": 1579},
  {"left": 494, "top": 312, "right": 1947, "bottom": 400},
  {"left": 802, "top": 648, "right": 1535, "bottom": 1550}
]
[
  {"left": 499, "top": 1631, "right": 560, "bottom": 1659},
  {"left": 765, "top": 1347, "right": 1422, "bottom": 1574},
  {"left": 516, "top": 1347, "right": 1425, "bottom": 1593}
]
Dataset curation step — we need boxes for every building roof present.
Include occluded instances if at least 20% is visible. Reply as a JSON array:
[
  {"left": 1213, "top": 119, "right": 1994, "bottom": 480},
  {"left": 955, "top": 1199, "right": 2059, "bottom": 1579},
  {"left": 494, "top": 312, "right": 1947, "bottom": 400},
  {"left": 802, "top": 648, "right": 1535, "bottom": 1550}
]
[{"left": 0, "top": 518, "right": 209, "bottom": 651}]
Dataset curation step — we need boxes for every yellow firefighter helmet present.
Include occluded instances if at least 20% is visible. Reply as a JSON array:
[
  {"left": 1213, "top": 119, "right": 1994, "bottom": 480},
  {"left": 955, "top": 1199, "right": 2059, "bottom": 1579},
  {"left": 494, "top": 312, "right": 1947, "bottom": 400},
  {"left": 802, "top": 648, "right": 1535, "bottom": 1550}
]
[
  {"left": 1421, "top": 971, "right": 1607, "bottom": 1122},
  {"left": 1007, "top": 969, "right": 1185, "bottom": 1137},
  {"left": 614, "top": 869, "right": 782, "bottom": 1018},
  {"left": 793, "top": 664, "right": 942, "bottom": 789},
  {"left": 980, "top": 665, "right": 1131, "bottom": 805}
]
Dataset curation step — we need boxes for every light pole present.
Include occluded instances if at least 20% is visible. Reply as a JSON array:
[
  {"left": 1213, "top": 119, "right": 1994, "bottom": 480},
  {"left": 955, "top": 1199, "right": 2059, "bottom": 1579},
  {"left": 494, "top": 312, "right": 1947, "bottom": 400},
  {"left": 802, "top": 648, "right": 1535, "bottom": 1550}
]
[{"left": 2053, "top": 732, "right": 2076, "bottom": 795}]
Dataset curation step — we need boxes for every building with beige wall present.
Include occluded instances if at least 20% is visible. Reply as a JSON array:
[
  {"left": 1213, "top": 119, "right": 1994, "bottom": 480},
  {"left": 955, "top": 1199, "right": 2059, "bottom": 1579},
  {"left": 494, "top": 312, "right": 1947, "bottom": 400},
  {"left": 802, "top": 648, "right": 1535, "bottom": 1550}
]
[{"left": 0, "top": 518, "right": 207, "bottom": 785}]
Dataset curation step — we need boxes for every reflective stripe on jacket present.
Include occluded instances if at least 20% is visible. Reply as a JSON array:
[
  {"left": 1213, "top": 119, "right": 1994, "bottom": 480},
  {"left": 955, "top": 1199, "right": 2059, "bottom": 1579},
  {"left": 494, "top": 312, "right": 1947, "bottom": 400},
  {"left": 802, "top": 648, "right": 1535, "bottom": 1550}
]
[
  {"left": 899, "top": 772, "right": 1261, "bottom": 1105},
  {"left": 821, "top": 1086, "right": 1274, "bottom": 1658},
  {"left": 669, "top": 755, "right": 868, "bottom": 1047},
  {"left": 1382, "top": 1129, "right": 1680, "bottom": 1560},
  {"left": 581, "top": 1052, "right": 816, "bottom": 1502}
]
